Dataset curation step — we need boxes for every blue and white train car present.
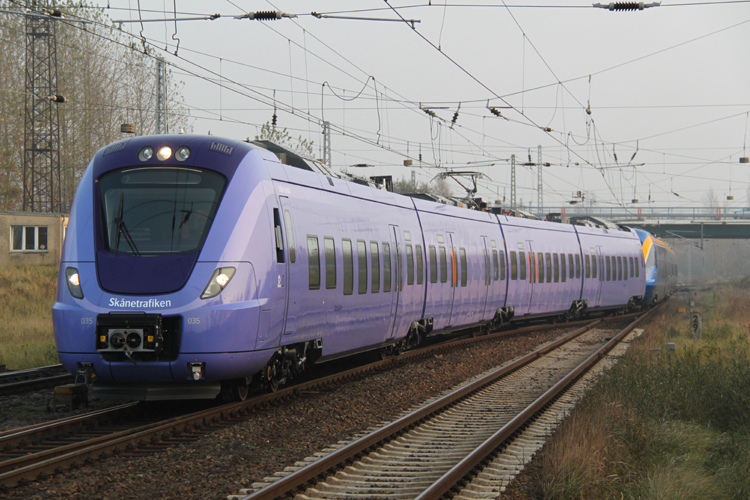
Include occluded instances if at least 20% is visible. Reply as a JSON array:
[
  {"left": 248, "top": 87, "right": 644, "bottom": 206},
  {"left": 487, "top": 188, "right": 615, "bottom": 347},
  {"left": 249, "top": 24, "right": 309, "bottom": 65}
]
[
  {"left": 54, "top": 135, "right": 649, "bottom": 401},
  {"left": 634, "top": 228, "right": 677, "bottom": 304}
]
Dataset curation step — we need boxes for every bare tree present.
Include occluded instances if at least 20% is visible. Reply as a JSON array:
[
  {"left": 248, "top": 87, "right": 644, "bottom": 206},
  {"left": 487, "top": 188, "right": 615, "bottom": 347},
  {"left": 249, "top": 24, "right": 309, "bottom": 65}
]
[
  {"left": 392, "top": 175, "right": 453, "bottom": 197},
  {"left": 703, "top": 187, "right": 719, "bottom": 207}
]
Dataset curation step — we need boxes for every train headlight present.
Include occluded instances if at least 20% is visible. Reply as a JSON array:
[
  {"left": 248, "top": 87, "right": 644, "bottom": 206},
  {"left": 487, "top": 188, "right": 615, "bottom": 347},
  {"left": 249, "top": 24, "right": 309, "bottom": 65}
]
[
  {"left": 156, "top": 146, "right": 172, "bottom": 161},
  {"left": 65, "top": 267, "right": 84, "bottom": 299},
  {"left": 138, "top": 146, "right": 154, "bottom": 162},
  {"left": 200, "top": 267, "right": 236, "bottom": 299},
  {"left": 175, "top": 146, "right": 191, "bottom": 162}
]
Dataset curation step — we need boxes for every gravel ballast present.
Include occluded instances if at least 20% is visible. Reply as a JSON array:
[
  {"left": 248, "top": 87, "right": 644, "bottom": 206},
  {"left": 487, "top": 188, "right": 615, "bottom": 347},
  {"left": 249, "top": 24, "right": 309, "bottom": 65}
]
[{"left": 1, "top": 328, "right": 574, "bottom": 500}]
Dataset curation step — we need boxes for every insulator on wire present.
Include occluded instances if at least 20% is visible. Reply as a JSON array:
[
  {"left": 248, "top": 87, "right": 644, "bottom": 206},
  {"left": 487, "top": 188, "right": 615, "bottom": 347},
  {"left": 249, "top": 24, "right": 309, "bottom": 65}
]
[
  {"left": 489, "top": 107, "right": 502, "bottom": 117},
  {"left": 235, "top": 10, "right": 297, "bottom": 20},
  {"left": 272, "top": 113, "right": 277, "bottom": 126},
  {"left": 593, "top": 2, "right": 660, "bottom": 11},
  {"left": 47, "top": 95, "right": 67, "bottom": 103},
  {"left": 541, "top": 127, "right": 552, "bottom": 132}
]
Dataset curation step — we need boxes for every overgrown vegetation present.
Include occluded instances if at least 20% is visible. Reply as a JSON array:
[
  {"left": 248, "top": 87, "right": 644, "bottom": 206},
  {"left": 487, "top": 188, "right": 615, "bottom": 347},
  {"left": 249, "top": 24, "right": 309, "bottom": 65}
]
[
  {"left": 0, "top": 266, "right": 59, "bottom": 369},
  {"left": 524, "top": 284, "right": 750, "bottom": 499}
]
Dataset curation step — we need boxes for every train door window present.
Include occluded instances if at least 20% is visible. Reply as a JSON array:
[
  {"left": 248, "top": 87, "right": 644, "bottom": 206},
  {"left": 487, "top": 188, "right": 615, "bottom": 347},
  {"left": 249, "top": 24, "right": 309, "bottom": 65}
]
[
  {"left": 575, "top": 255, "right": 581, "bottom": 279},
  {"left": 383, "top": 242, "right": 392, "bottom": 293},
  {"left": 553, "top": 253, "right": 560, "bottom": 282},
  {"left": 606, "top": 256, "right": 611, "bottom": 281},
  {"left": 560, "top": 253, "right": 567, "bottom": 282},
  {"left": 371, "top": 242, "right": 380, "bottom": 293},
  {"left": 406, "top": 244, "right": 414, "bottom": 285},
  {"left": 623, "top": 257, "right": 628, "bottom": 280},
  {"left": 324, "top": 237, "right": 336, "bottom": 289},
  {"left": 357, "top": 240, "right": 367, "bottom": 294},
  {"left": 460, "top": 248, "right": 469, "bottom": 287},
  {"left": 568, "top": 254, "right": 574, "bottom": 279},
  {"left": 499, "top": 251, "right": 506, "bottom": 280},
  {"left": 592, "top": 253, "right": 597, "bottom": 279},
  {"left": 273, "top": 209, "right": 285, "bottom": 263},
  {"left": 307, "top": 236, "right": 320, "bottom": 290},
  {"left": 440, "top": 247, "right": 448, "bottom": 283},
  {"left": 510, "top": 251, "right": 518, "bottom": 280},
  {"left": 416, "top": 244, "right": 424, "bottom": 285},
  {"left": 283, "top": 210, "right": 295, "bottom": 263},
  {"left": 617, "top": 256, "right": 623, "bottom": 281},
  {"left": 343, "top": 239, "right": 353, "bottom": 295},
  {"left": 519, "top": 251, "right": 527, "bottom": 280},
  {"left": 492, "top": 249, "right": 499, "bottom": 281},
  {"left": 537, "top": 253, "right": 545, "bottom": 283},
  {"left": 584, "top": 255, "right": 591, "bottom": 279},
  {"left": 430, "top": 245, "right": 438, "bottom": 283},
  {"left": 545, "top": 253, "right": 552, "bottom": 283}
]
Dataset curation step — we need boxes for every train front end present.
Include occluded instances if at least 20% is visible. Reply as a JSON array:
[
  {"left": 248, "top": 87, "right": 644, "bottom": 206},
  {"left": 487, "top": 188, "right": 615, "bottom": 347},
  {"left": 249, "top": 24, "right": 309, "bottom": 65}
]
[{"left": 53, "top": 135, "right": 274, "bottom": 400}]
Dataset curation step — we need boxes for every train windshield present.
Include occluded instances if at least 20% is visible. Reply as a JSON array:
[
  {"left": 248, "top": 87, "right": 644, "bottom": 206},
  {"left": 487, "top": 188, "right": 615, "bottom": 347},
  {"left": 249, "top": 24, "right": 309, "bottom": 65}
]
[{"left": 99, "top": 167, "right": 226, "bottom": 255}]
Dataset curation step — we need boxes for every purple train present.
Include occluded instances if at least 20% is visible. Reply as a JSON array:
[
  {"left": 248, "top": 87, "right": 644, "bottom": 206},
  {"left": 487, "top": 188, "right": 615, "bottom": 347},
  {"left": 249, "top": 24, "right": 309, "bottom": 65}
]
[{"left": 54, "top": 134, "right": 652, "bottom": 401}]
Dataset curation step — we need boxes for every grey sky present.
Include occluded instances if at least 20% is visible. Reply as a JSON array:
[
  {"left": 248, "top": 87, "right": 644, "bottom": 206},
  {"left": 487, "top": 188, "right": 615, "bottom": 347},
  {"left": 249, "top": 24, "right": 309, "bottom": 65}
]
[{"left": 99, "top": 1, "right": 750, "bottom": 208}]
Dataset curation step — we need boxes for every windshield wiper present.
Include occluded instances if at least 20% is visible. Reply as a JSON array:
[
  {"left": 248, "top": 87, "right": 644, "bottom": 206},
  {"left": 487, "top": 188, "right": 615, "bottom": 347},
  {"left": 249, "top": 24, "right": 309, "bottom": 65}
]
[{"left": 113, "top": 193, "right": 141, "bottom": 256}]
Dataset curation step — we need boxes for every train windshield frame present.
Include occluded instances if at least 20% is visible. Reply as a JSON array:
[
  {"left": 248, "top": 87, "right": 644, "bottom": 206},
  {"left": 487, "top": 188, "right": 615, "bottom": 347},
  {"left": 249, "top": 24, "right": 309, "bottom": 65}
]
[{"left": 98, "top": 166, "right": 226, "bottom": 256}]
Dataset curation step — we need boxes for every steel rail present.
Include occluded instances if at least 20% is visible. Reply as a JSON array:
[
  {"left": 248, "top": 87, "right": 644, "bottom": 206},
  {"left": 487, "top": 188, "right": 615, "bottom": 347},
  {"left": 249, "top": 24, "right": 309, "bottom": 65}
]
[
  {"left": 238, "top": 319, "right": 603, "bottom": 500},
  {"left": 0, "top": 319, "right": 598, "bottom": 489},
  {"left": 416, "top": 310, "right": 655, "bottom": 500}
]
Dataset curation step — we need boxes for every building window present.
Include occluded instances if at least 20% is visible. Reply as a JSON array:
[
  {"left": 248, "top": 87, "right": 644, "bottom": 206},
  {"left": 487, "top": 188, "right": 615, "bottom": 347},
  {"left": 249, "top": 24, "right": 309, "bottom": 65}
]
[{"left": 11, "top": 226, "right": 48, "bottom": 252}]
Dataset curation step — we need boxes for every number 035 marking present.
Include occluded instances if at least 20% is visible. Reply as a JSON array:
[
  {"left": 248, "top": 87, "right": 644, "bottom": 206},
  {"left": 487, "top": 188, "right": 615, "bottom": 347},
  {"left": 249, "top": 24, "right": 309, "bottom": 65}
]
[
  {"left": 187, "top": 317, "right": 200, "bottom": 325},
  {"left": 80, "top": 317, "right": 93, "bottom": 325}
]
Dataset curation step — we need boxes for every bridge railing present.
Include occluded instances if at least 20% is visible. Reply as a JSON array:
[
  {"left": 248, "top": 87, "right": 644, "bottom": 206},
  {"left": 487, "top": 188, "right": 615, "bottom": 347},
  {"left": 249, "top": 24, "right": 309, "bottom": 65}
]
[{"left": 523, "top": 206, "right": 750, "bottom": 221}]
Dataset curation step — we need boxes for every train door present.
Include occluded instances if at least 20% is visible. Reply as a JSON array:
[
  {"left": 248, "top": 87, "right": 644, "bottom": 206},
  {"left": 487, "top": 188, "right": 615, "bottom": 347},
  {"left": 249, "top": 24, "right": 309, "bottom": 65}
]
[
  {"left": 481, "top": 236, "right": 491, "bottom": 318},
  {"left": 260, "top": 202, "right": 290, "bottom": 345},
  {"left": 387, "top": 225, "right": 402, "bottom": 339},
  {"left": 594, "top": 245, "right": 604, "bottom": 307},
  {"left": 525, "top": 240, "right": 536, "bottom": 315},
  {"left": 447, "top": 233, "right": 458, "bottom": 325},
  {"left": 278, "top": 197, "right": 296, "bottom": 335}
]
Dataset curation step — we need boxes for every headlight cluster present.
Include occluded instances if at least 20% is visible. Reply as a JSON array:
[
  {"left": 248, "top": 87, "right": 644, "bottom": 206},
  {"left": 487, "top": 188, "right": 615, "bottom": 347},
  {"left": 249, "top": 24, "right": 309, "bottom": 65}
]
[
  {"left": 65, "top": 267, "right": 83, "bottom": 299},
  {"left": 200, "top": 267, "right": 236, "bottom": 299},
  {"left": 138, "top": 145, "right": 191, "bottom": 162}
]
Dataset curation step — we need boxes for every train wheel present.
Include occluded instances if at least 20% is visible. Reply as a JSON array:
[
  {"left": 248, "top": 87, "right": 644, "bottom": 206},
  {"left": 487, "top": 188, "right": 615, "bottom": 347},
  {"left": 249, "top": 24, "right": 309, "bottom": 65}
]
[{"left": 232, "top": 381, "right": 249, "bottom": 401}]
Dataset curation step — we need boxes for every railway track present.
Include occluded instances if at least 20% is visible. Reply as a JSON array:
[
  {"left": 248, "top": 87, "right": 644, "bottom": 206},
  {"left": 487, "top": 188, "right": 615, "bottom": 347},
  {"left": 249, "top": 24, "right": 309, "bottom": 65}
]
[
  {"left": 230, "top": 311, "right": 652, "bottom": 500},
  {"left": 0, "top": 364, "right": 73, "bottom": 396},
  {"left": 0, "top": 318, "right": 607, "bottom": 489}
]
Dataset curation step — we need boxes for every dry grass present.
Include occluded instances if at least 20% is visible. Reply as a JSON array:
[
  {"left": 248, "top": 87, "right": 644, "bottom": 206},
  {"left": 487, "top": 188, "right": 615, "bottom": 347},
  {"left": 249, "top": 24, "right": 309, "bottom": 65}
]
[
  {"left": 0, "top": 265, "right": 59, "bottom": 369},
  {"left": 523, "top": 285, "right": 750, "bottom": 499}
]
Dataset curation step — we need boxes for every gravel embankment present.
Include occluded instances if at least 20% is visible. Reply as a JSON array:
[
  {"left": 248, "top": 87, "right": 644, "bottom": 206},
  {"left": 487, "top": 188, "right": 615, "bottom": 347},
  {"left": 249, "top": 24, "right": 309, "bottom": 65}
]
[{"left": 1, "top": 328, "right": 571, "bottom": 500}]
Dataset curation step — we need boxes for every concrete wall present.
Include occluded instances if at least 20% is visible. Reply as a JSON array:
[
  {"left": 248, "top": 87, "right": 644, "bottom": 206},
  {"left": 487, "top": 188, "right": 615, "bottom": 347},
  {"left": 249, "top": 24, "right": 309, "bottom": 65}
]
[{"left": 0, "top": 212, "right": 68, "bottom": 266}]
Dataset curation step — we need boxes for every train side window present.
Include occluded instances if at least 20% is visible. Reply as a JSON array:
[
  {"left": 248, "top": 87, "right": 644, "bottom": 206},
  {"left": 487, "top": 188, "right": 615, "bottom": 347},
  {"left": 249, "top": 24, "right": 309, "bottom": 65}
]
[
  {"left": 529, "top": 253, "right": 535, "bottom": 283},
  {"left": 273, "top": 209, "right": 285, "bottom": 263},
  {"left": 568, "top": 254, "right": 574, "bottom": 279},
  {"left": 617, "top": 256, "right": 623, "bottom": 281},
  {"left": 416, "top": 244, "right": 424, "bottom": 285},
  {"left": 396, "top": 243, "right": 403, "bottom": 292},
  {"left": 592, "top": 254, "right": 597, "bottom": 279},
  {"left": 553, "top": 253, "right": 560, "bottom": 282},
  {"left": 537, "top": 253, "right": 545, "bottom": 283},
  {"left": 383, "top": 242, "right": 392, "bottom": 293},
  {"left": 499, "top": 251, "right": 506, "bottom": 280},
  {"left": 630, "top": 256, "right": 635, "bottom": 278},
  {"left": 519, "top": 251, "right": 527, "bottom": 280},
  {"left": 430, "top": 245, "right": 438, "bottom": 283},
  {"left": 561, "top": 253, "right": 567, "bottom": 282},
  {"left": 439, "top": 247, "right": 448, "bottom": 283},
  {"left": 545, "top": 253, "right": 552, "bottom": 283},
  {"left": 575, "top": 254, "right": 581, "bottom": 279},
  {"left": 600, "top": 256, "right": 605, "bottom": 281},
  {"left": 606, "top": 256, "right": 611, "bottom": 281},
  {"left": 371, "top": 242, "right": 380, "bottom": 293},
  {"left": 623, "top": 256, "right": 628, "bottom": 280},
  {"left": 461, "top": 248, "right": 468, "bottom": 287},
  {"left": 283, "top": 210, "right": 295, "bottom": 263},
  {"left": 510, "top": 251, "right": 518, "bottom": 280},
  {"left": 406, "top": 244, "right": 414, "bottom": 285},
  {"left": 357, "top": 240, "right": 367, "bottom": 294},
  {"left": 324, "top": 237, "right": 336, "bottom": 289},
  {"left": 343, "top": 239, "right": 353, "bottom": 295},
  {"left": 307, "top": 236, "right": 320, "bottom": 290},
  {"left": 492, "top": 249, "right": 499, "bottom": 281},
  {"left": 584, "top": 255, "right": 590, "bottom": 279}
]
